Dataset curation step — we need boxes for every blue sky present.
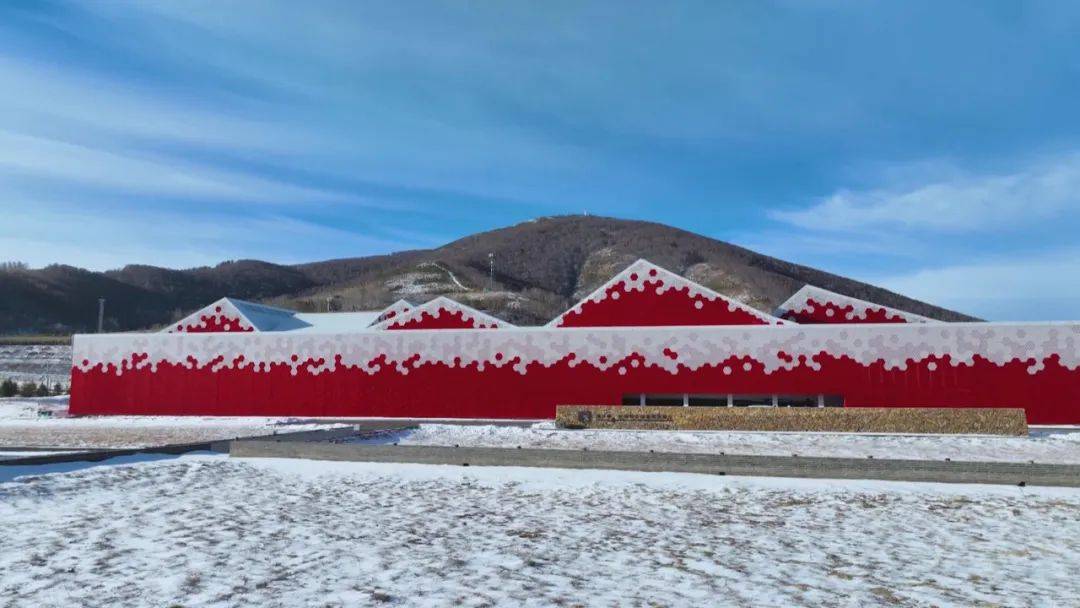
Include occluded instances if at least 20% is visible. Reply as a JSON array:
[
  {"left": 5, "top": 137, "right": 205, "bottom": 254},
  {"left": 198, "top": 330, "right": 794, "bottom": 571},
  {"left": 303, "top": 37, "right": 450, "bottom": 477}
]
[{"left": 1, "top": 1, "right": 1079, "bottom": 320}]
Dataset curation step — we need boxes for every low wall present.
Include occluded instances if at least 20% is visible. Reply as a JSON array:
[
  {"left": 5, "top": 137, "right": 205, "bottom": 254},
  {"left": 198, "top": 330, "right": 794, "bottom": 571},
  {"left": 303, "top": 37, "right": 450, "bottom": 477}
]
[
  {"left": 0, "top": 426, "right": 362, "bottom": 466},
  {"left": 555, "top": 406, "right": 1028, "bottom": 436},
  {"left": 229, "top": 442, "right": 1080, "bottom": 487}
]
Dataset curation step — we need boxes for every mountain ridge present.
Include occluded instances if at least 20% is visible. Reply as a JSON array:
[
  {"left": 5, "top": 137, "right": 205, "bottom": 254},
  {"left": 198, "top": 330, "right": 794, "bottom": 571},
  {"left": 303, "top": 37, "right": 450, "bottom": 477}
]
[{"left": 0, "top": 215, "right": 976, "bottom": 333}]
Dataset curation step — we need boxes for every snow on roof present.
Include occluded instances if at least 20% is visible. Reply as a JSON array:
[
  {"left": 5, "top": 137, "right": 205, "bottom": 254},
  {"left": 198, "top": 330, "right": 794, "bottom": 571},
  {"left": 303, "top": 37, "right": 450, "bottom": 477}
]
[
  {"left": 370, "top": 296, "right": 514, "bottom": 330},
  {"left": 229, "top": 299, "right": 311, "bottom": 331},
  {"left": 371, "top": 299, "right": 415, "bottom": 326},
  {"left": 289, "top": 311, "right": 383, "bottom": 333},
  {"left": 775, "top": 285, "right": 937, "bottom": 324},
  {"left": 164, "top": 297, "right": 281, "bottom": 333},
  {"left": 547, "top": 259, "right": 788, "bottom": 327},
  {"left": 165, "top": 297, "right": 384, "bottom": 333}
]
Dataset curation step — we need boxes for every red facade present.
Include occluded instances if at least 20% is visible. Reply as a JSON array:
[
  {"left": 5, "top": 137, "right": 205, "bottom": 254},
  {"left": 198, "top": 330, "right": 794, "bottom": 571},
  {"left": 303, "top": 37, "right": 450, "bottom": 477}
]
[{"left": 70, "top": 260, "right": 1080, "bottom": 424}]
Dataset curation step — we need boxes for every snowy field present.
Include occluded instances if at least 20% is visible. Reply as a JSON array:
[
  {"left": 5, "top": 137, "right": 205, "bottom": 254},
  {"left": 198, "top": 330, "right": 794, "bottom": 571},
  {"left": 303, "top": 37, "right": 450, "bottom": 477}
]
[
  {"left": 0, "top": 455, "right": 1077, "bottom": 607},
  {"left": 0, "top": 397, "right": 345, "bottom": 448},
  {"left": 352, "top": 422, "right": 1080, "bottom": 464},
  {"left": 0, "top": 344, "right": 71, "bottom": 388}
]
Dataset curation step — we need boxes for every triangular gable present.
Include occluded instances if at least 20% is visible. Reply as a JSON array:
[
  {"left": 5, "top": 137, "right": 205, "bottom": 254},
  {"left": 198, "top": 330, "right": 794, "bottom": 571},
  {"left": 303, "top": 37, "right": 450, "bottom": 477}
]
[
  {"left": 370, "top": 299, "right": 415, "bottom": 327},
  {"left": 371, "top": 296, "right": 512, "bottom": 330},
  {"left": 164, "top": 297, "right": 262, "bottom": 333},
  {"left": 547, "top": 259, "right": 786, "bottom": 328},
  {"left": 165, "top": 298, "right": 396, "bottom": 333},
  {"left": 775, "top": 285, "right": 936, "bottom": 324}
]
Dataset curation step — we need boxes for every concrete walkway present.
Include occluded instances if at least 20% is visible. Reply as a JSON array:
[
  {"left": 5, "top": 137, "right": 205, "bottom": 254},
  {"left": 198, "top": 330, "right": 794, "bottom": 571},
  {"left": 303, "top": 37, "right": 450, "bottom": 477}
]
[{"left": 230, "top": 441, "right": 1080, "bottom": 487}]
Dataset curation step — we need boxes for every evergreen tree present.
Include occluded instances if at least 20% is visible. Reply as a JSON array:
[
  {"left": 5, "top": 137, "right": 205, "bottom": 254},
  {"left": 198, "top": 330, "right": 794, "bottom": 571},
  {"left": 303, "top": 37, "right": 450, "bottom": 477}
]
[
  {"left": 18, "top": 382, "right": 37, "bottom": 398},
  {"left": 0, "top": 379, "right": 16, "bottom": 398},
  {"left": 34, "top": 383, "right": 50, "bottom": 397}
]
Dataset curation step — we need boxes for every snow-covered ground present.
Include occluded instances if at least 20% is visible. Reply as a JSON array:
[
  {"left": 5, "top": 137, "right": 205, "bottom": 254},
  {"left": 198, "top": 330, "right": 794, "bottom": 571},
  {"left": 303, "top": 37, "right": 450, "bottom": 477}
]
[
  {"left": 351, "top": 422, "right": 1080, "bottom": 464},
  {"left": 0, "top": 344, "right": 71, "bottom": 388},
  {"left": 0, "top": 455, "right": 1077, "bottom": 607},
  {"left": 0, "top": 395, "right": 69, "bottom": 418},
  {"left": 0, "top": 397, "right": 347, "bottom": 448}
]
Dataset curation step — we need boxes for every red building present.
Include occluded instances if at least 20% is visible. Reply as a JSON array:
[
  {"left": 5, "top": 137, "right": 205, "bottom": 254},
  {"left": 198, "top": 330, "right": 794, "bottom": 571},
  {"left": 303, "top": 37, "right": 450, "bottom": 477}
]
[{"left": 70, "top": 259, "right": 1080, "bottom": 424}]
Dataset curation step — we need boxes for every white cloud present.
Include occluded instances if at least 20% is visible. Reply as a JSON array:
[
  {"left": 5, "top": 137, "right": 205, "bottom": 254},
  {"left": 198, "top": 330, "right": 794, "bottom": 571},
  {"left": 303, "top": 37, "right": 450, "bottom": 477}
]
[
  {"left": 771, "top": 153, "right": 1080, "bottom": 232},
  {"left": 876, "top": 247, "right": 1080, "bottom": 321},
  {"left": 750, "top": 154, "right": 1080, "bottom": 321},
  {"left": 732, "top": 229, "right": 926, "bottom": 264}
]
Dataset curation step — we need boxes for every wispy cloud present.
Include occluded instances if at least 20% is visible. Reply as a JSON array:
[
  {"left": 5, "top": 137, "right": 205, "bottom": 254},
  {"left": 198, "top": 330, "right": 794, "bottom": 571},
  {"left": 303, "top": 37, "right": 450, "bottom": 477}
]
[
  {"left": 0, "top": 131, "right": 356, "bottom": 204},
  {"left": 0, "top": 200, "right": 445, "bottom": 271},
  {"left": 0, "top": 56, "right": 319, "bottom": 154},
  {"left": 770, "top": 153, "right": 1080, "bottom": 232}
]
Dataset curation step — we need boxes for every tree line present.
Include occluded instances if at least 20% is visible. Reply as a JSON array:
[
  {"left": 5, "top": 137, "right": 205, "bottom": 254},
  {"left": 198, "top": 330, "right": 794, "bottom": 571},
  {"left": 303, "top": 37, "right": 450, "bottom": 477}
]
[
  {"left": 0, "top": 379, "right": 67, "bottom": 398},
  {"left": 0, "top": 261, "right": 29, "bottom": 273}
]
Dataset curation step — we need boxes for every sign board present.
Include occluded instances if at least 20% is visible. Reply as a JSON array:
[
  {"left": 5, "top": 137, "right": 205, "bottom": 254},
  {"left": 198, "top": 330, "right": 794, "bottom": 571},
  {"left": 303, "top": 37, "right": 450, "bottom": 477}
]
[{"left": 555, "top": 406, "right": 1028, "bottom": 436}]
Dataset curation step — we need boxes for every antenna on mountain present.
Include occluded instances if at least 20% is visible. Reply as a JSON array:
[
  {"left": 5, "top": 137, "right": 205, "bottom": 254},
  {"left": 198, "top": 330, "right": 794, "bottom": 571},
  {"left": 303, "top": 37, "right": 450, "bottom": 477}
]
[{"left": 488, "top": 253, "right": 495, "bottom": 291}]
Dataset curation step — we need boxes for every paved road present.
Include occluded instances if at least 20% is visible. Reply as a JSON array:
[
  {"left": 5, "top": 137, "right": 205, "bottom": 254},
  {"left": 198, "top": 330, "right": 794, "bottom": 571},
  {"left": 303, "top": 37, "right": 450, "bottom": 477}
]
[{"left": 230, "top": 441, "right": 1080, "bottom": 487}]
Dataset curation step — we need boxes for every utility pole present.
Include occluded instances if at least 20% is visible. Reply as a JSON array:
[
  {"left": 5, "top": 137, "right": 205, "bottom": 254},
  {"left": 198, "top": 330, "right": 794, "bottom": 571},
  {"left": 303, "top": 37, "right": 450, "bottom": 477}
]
[
  {"left": 97, "top": 298, "right": 105, "bottom": 333},
  {"left": 488, "top": 252, "right": 494, "bottom": 291}
]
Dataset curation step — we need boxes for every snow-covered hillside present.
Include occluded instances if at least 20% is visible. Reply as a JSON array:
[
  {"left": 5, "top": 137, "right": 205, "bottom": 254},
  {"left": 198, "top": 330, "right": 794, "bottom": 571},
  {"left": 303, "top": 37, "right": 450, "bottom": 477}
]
[{"left": 0, "top": 456, "right": 1077, "bottom": 607}]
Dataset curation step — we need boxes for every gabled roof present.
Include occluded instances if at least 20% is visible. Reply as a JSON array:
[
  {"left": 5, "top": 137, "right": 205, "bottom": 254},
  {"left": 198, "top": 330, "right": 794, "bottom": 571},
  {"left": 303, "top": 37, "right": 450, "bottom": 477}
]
[
  {"left": 775, "top": 285, "right": 937, "bottom": 324},
  {"left": 164, "top": 297, "right": 303, "bottom": 333},
  {"left": 547, "top": 259, "right": 787, "bottom": 328},
  {"left": 371, "top": 296, "right": 513, "bottom": 330},
  {"left": 165, "top": 297, "right": 384, "bottom": 333}
]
